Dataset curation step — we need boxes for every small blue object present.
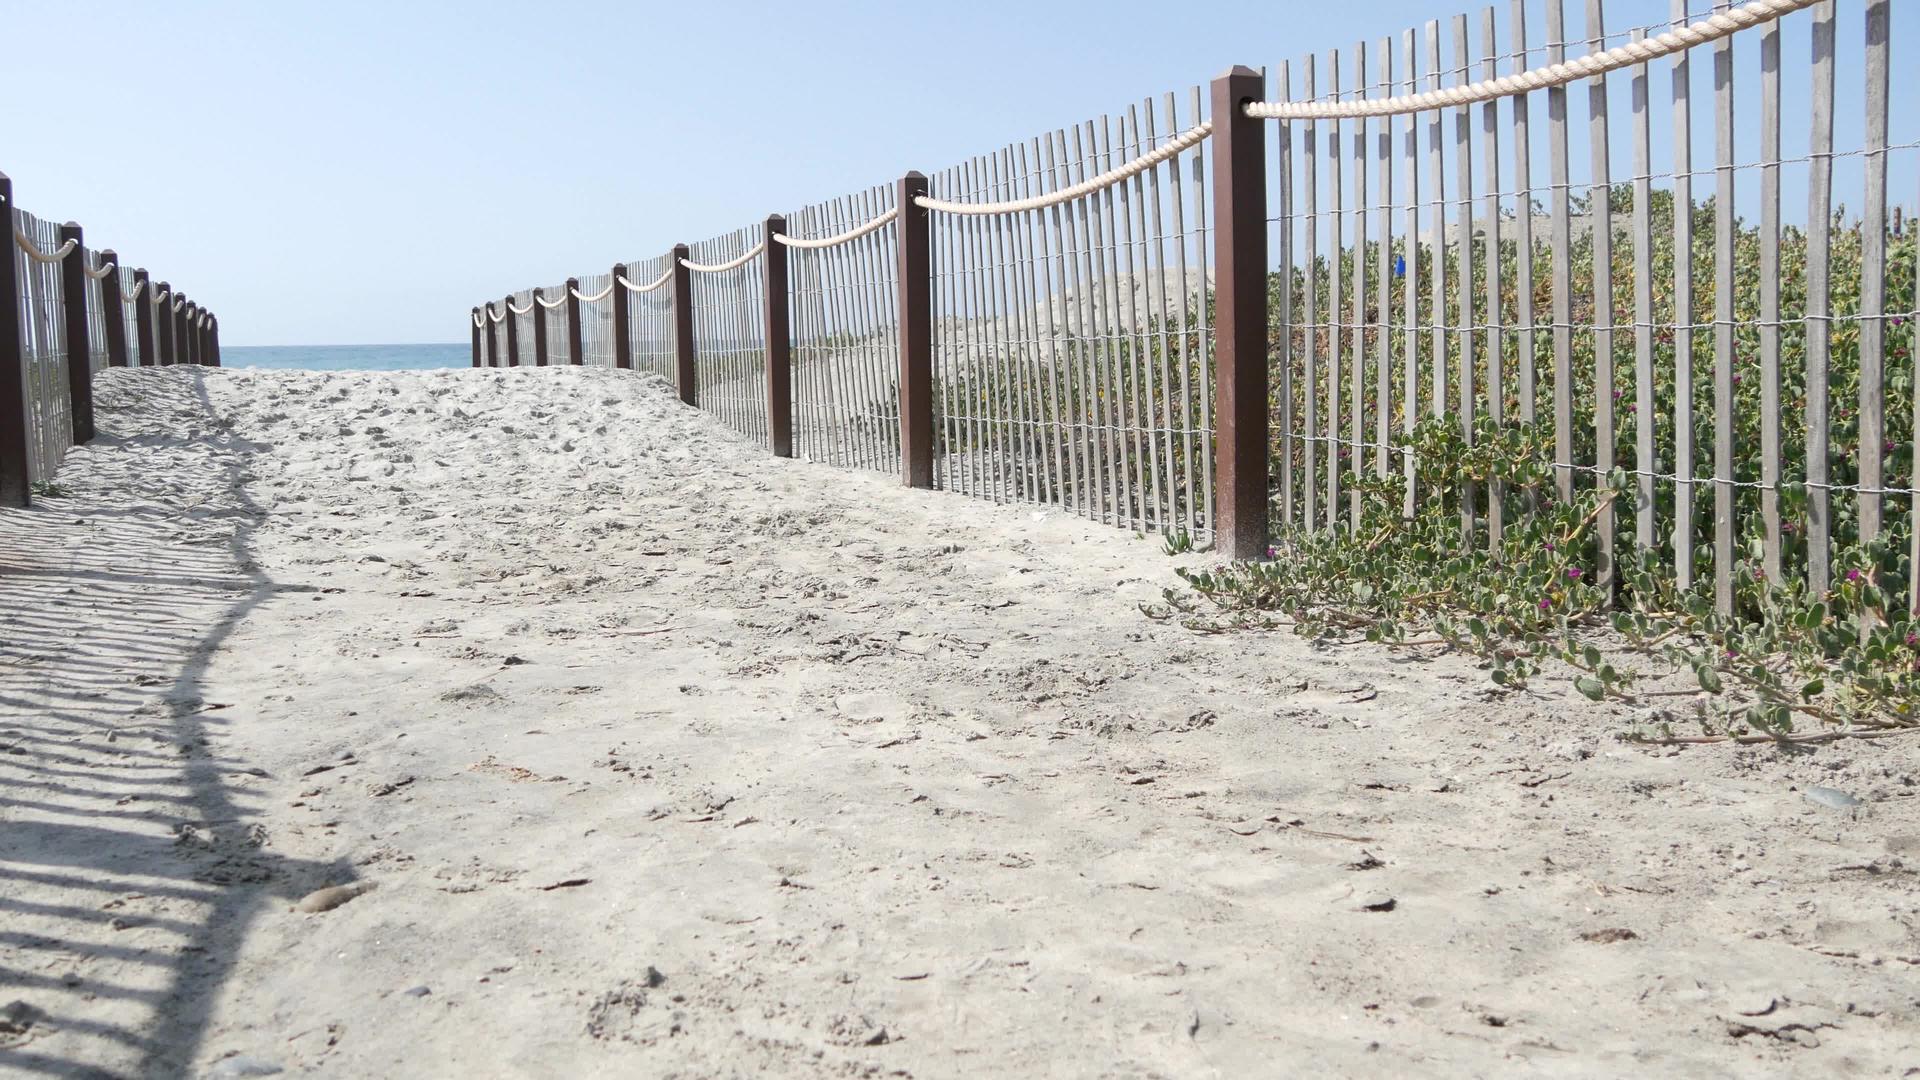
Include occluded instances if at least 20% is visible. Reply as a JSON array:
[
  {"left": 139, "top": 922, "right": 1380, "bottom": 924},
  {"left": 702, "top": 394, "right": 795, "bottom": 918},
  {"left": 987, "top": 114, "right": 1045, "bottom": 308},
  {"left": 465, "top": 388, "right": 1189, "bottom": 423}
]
[{"left": 1393, "top": 255, "right": 1406, "bottom": 278}]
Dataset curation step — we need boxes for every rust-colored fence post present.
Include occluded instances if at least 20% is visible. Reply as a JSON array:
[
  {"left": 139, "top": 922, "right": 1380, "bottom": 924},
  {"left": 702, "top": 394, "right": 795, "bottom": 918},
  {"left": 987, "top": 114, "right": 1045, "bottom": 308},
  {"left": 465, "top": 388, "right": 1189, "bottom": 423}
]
[
  {"left": 173, "top": 295, "right": 189, "bottom": 367},
  {"left": 133, "top": 270, "right": 155, "bottom": 366},
  {"left": 504, "top": 295, "right": 520, "bottom": 367},
  {"left": 57, "top": 224, "right": 96, "bottom": 443},
  {"left": 100, "top": 250, "right": 129, "bottom": 368},
  {"left": 484, "top": 304, "right": 499, "bottom": 367},
  {"left": 470, "top": 308, "right": 482, "bottom": 367},
  {"left": 1209, "top": 66, "right": 1270, "bottom": 560},
  {"left": 532, "top": 288, "right": 550, "bottom": 367},
  {"left": 896, "top": 173, "right": 934, "bottom": 488},
  {"left": 155, "top": 283, "right": 175, "bottom": 366},
  {"left": 763, "top": 215, "right": 793, "bottom": 457},
  {"left": 0, "top": 172, "right": 30, "bottom": 506},
  {"left": 611, "top": 263, "right": 632, "bottom": 370},
  {"left": 671, "top": 244, "right": 696, "bottom": 404},
  {"left": 184, "top": 302, "right": 200, "bottom": 366},
  {"left": 565, "top": 277, "right": 584, "bottom": 365}
]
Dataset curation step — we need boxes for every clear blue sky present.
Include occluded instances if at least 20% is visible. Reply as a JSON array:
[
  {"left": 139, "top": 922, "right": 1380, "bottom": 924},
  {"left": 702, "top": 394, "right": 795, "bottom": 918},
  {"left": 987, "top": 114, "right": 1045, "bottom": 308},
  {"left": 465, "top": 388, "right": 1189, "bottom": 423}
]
[{"left": 2, "top": 2, "right": 1907, "bottom": 345}]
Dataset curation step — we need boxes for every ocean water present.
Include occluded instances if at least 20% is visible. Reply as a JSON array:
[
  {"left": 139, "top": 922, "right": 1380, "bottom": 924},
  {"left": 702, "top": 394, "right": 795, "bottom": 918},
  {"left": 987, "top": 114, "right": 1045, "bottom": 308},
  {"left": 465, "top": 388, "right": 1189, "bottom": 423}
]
[{"left": 223, "top": 343, "right": 469, "bottom": 371}]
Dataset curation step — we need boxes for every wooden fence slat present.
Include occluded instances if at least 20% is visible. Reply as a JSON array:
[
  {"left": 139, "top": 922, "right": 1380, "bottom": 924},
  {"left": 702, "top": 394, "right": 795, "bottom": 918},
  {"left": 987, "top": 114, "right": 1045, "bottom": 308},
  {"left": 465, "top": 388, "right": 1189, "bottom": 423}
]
[
  {"left": 1376, "top": 39, "right": 1394, "bottom": 489},
  {"left": 1713, "top": 2, "right": 1737, "bottom": 614},
  {"left": 1140, "top": 100, "right": 1183, "bottom": 531},
  {"left": 1510, "top": 1, "right": 1536, "bottom": 427},
  {"left": 1671, "top": 0, "right": 1697, "bottom": 591},
  {"left": 1303, "top": 54, "right": 1319, "bottom": 531},
  {"left": 1426, "top": 22, "right": 1449, "bottom": 457},
  {"left": 1857, "top": 0, "right": 1890, "bottom": 544},
  {"left": 1586, "top": 0, "right": 1616, "bottom": 592},
  {"left": 1481, "top": 8, "right": 1504, "bottom": 547},
  {"left": 1759, "top": 17, "right": 1783, "bottom": 585},
  {"left": 1350, "top": 41, "right": 1367, "bottom": 531},
  {"left": 1276, "top": 63, "right": 1295, "bottom": 531},
  {"left": 1190, "top": 81, "right": 1216, "bottom": 537},
  {"left": 1403, "top": 29, "right": 1421, "bottom": 519},
  {"left": 1632, "top": 30, "right": 1657, "bottom": 560},
  {"left": 1803, "top": 1, "right": 1834, "bottom": 595},
  {"left": 1327, "top": 48, "right": 1345, "bottom": 532},
  {"left": 1454, "top": 15, "right": 1478, "bottom": 544},
  {"left": 1547, "top": 0, "right": 1574, "bottom": 504},
  {"left": 1095, "top": 119, "right": 1140, "bottom": 524}
]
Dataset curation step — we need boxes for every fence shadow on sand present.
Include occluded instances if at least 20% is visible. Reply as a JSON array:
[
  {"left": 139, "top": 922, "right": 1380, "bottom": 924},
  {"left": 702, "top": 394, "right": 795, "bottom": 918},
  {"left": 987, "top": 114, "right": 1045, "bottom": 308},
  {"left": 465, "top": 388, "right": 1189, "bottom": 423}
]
[{"left": 0, "top": 371, "right": 351, "bottom": 1078}]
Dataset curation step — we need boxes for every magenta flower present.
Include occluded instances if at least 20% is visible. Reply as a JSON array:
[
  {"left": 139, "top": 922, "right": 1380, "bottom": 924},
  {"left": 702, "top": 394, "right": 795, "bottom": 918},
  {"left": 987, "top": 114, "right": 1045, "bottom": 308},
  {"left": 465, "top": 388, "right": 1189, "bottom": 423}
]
[
  {"left": 1539, "top": 598, "right": 1551, "bottom": 610},
  {"left": 1847, "top": 569, "right": 1864, "bottom": 582},
  {"left": 1566, "top": 567, "right": 1583, "bottom": 580}
]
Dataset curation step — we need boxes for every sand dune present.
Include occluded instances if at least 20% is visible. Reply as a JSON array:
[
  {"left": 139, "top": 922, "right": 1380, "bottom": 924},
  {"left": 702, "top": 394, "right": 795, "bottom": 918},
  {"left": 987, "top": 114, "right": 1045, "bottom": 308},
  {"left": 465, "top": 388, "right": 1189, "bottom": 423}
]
[{"left": 2, "top": 366, "right": 1914, "bottom": 1078}]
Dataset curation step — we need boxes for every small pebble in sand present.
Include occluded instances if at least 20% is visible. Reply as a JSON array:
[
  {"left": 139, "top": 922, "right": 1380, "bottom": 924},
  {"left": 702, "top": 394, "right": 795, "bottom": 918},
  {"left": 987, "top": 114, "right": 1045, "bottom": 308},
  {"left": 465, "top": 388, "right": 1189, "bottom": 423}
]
[
  {"left": 293, "top": 881, "right": 377, "bottom": 913},
  {"left": 205, "top": 1055, "right": 284, "bottom": 1078}
]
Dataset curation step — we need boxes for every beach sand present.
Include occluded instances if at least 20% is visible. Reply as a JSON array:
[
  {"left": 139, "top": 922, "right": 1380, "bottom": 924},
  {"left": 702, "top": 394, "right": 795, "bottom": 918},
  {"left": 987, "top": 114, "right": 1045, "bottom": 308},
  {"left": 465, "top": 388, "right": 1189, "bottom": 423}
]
[{"left": 2, "top": 365, "right": 1915, "bottom": 1078}]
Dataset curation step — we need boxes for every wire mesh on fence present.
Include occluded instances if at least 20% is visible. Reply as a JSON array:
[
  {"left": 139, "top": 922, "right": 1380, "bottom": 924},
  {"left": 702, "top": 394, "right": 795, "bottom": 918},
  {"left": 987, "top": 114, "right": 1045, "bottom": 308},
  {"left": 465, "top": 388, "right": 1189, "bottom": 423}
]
[
  {"left": 927, "top": 86, "right": 1216, "bottom": 539},
  {"left": 688, "top": 224, "right": 770, "bottom": 446},
  {"left": 10, "top": 207, "right": 72, "bottom": 484},
  {"left": 578, "top": 272, "right": 616, "bottom": 367},
  {"left": 622, "top": 253, "right": 676, "bottom": 381},
  {"left": 785, "top": 183, "right": 903, "bottom": 474},
  {"left": 1265, "top": 0, "right": 1913, "bottom": 612}
]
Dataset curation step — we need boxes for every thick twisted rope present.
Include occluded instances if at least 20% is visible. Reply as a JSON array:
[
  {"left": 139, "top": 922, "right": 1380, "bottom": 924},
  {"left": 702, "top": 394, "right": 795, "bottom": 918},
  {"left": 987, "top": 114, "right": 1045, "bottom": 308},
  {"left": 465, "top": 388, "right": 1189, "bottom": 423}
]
[
  {"left": 1246, "top": 0, "right": 1817, "bottom": 119},
  {"left": 571, "top": 282, "right": 615, "bottom": 303},
  {"left": 618, "top": 268, "right": 674, "bottom": 294},
  {"left": 13, "top": 231, "right": 78, "bottom": 264},
  {"left": 534, "top": 291, "right": 570, "bottom": 310},
  {"left": 679, "top": 241, "right": 766, "bottom": 274},
  {"left": 85, "top": 256, "right": 117, "bottom": 280},
  {"left": 772, "top": 207, "right": 900, "bottom": 249},
  {"left": 486, "top": 305, "right": 506, "bottom": 324},
  {"left": 124, "top": 279, "right": 145, "bottom": 302},
  {"left": 912, "top": 122, "right": 1213, "bottom": 215},
  {"left": 151, "top": 288, "right": 171, "bottom": 306},
  {"left": 505, "top": 297, "right": 534, "bottom": 316}
]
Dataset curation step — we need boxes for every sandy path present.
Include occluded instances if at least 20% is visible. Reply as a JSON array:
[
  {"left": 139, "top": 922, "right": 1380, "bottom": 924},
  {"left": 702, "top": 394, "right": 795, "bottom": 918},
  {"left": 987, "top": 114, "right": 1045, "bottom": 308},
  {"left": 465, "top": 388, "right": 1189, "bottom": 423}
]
[{"left": 2, "top": 366, "right": 1915, "bottom": 1078}]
